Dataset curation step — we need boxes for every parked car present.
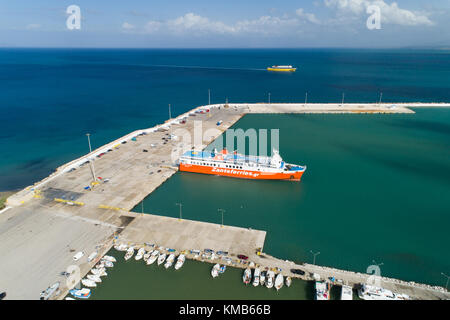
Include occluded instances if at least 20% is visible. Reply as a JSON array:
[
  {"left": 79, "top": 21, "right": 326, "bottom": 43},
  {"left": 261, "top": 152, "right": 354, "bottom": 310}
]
[
  {"left": 290, "top": 268, "right": 305, "bottom": 276},
  {"left": 237, "top": 254, "right": 248, "bottom": 260}
]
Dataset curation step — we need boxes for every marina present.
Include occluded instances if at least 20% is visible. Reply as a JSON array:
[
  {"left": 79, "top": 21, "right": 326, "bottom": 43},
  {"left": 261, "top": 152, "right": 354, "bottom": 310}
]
[{"left": 1, "top": 102, "right": 450, "bottom": 300}]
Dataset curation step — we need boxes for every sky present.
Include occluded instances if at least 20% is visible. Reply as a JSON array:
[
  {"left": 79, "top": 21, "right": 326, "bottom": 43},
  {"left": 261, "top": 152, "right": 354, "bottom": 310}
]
[{"left": 0, "top": 0, "right": 449, "bottom": 48}]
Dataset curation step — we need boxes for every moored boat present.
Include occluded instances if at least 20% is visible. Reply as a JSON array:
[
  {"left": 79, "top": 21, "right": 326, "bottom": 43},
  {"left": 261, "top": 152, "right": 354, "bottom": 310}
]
[
  {"left": 87, "top": 274, "right": 102, "bottom": 283},
  {"left": 285, "top": 276, "right": 292, "bottom": 287},
  {"left": 81, "top": 278, "right": 97, "bottom": 288},
  {"left": 275, "top": 273, "right": 284, "bottom": 291},
  {"left": 252, "top": 268, "right": 261, "bottom": 287},
  {"left": 211, "top": 264, "right": 220, "bottom": 278},
  {"left": 243, "top": 268, "right": 252, "bottom": 285},
  {"left": 124, "top": 247, "right": 134, "bottom": 260},
  {"left": 219, "top": 265, "right": 226, "bottom": 274},
  {"left": 102, "top": 255, "right": 117, "bottom": 263},
  {"left": 260, "top": 271, "right": 266, "bottom": 286},
  {"left": 164, "top": 253, "right": 176, "bottom": 269},
  {"left": 157, "top": 253, "right": 167, "bottom": 266},
  {"left": 174, "top": 254, "right": 185, "bottom": 270},
  {"left": 179, "top": 149, "right": 306, "bottom": 181},
  {"left": 113, "top": 243, "right": 127, "bottom": 251},
  {"left": 266, "top": 271, "right": 275, "bottom": 289},
  {"left": 315, "top": 281, "right": 330, "bottom": 300},
  {"left": 91, "top": 267, "right": 107, "bottom": 277},
  {"left": 69, "top": 288, "right": 91, "bottom": 299},
  {"left": 358, "top": 284, "right": 409, "bottom": 300},
  {"left": 341, "top": 285, "right": 353, "bottom": 300},
  {"left": 147, "top": 250, "right": 159, "bottom": 265},
  {"left": 135, "top": 248, "right": 145, "bottom": 261},
  {"left": 143, "top": 250, "right": 152, "bottom": 261}
]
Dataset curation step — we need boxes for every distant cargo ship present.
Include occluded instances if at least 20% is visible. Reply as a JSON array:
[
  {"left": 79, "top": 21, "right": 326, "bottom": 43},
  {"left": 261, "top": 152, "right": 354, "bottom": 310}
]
[
  {"left": 179, "top": 149, "right": 306, "bottom": 181},
  {"left": 267, "top": 65, "right": 297, "bottom": 72}
]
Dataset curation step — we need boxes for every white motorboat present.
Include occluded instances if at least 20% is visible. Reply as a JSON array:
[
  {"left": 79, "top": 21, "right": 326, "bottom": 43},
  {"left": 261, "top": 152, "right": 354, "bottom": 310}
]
[
  {"left": 252, "top": 268, "right": 261, "bottom": 287},
  {"left": 285, "top": 276, "right": 292, "bottom": 287},
  {"left": 266, "top": 271, "right": 275, "bottom": 289},
  {"left": 114, "top": 243, "right": 127, "bottom": 251},
  {"left": 341, "top": 285, "right": 353, "bottom": 300},
  {"left": 143, "top": 250, "right": 152, "bottom": 261},
  {"left": 243, "top": 268, "right": 251, "bottom": 285},
  {"left": 124, "top": 247, "right": 134, "bottom": 260},
  {"left": 174, "top": 254, "right": 185, "bottom": 270},
  {"left": 358, "top": 284, "right": 409, "bottom": 300},
  {"left": 157, "top": 253, "right": 167, "bottom": 266},
  {"left": 101, "top": 260, "right": 114, "bottom": 268},
  {"left": 102, "top": 255, "right": 117, "bottom": 263},
  {"left": 260, "top": 271, "right": 266, "bottom": 286},
  {"left": 81, "top": 278, "right": 97, "bottom": 288},
  {"left": 211, "top": 264, "right": 220, "bottom": 278},
  {"left": 91, "top": 267, "right": 107, "bottom": 277},
  {"left": 315, "top": 281, "right": 330, "bottom": 300},
  {"left": 275, "top": 273, "right": 284, "bottom": 291},
  {"left": 135, "top": 248, "right": 145, "bottom": 261},
  {"left": 147, "top": 250, "right": 159, "bottom": 265},
  {"left": 87, "top": 274, "right": 102, "bottom": 283},
  {"left": 69, "top": 288, "right": 91, "bottom": 299},
  {"left": 164, "top": 253, "right": 176, "bottom": 269}
]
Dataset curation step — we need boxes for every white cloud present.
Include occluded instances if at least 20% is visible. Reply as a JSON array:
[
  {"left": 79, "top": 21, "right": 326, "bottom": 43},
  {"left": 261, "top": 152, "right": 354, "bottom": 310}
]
[
  {"left": 122, "top": 22, "right": 135, "bottom": 30},
  {"left": 324, "top": 0, "right": 434, "bottom": 26},
  {"left": 136, "top": 12, "right": 315, "bottom": 36},
  {"left": 296, "top": 8, "right": 321, "bottom": 24}
]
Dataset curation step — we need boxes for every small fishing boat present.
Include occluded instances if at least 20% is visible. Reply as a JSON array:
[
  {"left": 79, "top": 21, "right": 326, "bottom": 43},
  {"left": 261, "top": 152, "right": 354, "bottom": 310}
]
[
  {"left": 114, "top": 243, "right": 127, "bottom": 251},
  {"left": 124, "top": 247, "right": 134, "bottom": 260},
  {"left": 341, "top": 285, "right": 353, "bottom": 300},
  {"left": 87, "top": 274, "right": 102, "bottom": 283},
  {"left": 65, "top": 297, "right": 75, "bottom": 300},
  {"left": 243, "top": 268, "right": 252, "bottom": 285},
  {"left": 135, "top": 248, "right": 145, "bottom": 261},
  {"left": 102, "top": 255, "right": 117, "bottom": 263},
  {"left": 275, "top": 273, "right": 284, "bottom": 291},
  {"left": 69, "top": 288, "right": 91, "bottom": 299},
  {"left": 219, "top": 265, "right": 227, "bottom": 274},
  {"left": 315, "top": 281, "right": 330, "bottom": 300},
  {"left": 174, "top": 254, "right": 185, "bottom": 270},
  {"left": 102, "top": 260, "right": 114, "bottom": 268},
  {"left": 157, "top": 253, "right": 167, "bottom": 266},
  {"left": 252, "top": 268, "right": 261, "bottom": 287},
  {"left": 147, "top": 250, "right": 159, "bottom": 265},
  {"left": 260, "top": 271, "right": 266, "bottom": 286},
  {"left": 87, "top": 251, "right": 98, "bottom": 262},
  {"left": 143, "top": 250, "right": 152, "bottom": 261},
  {"left": 211, "top": 264, "right": 220, "bottom": 278},
  {"left": 285, "top": 276, "right": 292, "bottom": 287},
  {"left": 81, "top": 278, "right": 97, "bottom": 288},
  {"left": 91, "top": 268, "right": 107, "bottom": 277},
  {"left": 164, "top": 253, "right": 176, "bottom": 269},
  {"left": 266, "top": 271, "right": 275, "bottom": 289}
]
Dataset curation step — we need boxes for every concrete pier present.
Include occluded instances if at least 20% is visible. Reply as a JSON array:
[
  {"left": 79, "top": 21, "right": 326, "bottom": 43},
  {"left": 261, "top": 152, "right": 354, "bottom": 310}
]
[{"left": 1, "top": 102, "right": 449, "bottom": 300}]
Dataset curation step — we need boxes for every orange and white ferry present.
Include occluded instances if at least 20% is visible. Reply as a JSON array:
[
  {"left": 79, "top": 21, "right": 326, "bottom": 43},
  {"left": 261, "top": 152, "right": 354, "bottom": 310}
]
[{"left": 179, "top": 149, "right": 306, "bottom": 181}]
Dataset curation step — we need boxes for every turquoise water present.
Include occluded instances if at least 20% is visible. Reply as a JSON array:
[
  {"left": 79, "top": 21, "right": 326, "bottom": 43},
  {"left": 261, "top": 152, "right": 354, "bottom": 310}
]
[
  {"left": 0, "top": 49, "right": 449, "bottom": 293},
  {"left": 136, "top": 109, "right": 450, "bottom": 287},
  {"left": 1, "top": 48, "right": 449, "bottom": 190}
]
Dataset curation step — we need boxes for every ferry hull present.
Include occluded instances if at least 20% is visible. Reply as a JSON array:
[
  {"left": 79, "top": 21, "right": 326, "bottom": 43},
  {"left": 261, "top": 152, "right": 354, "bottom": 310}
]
[
  {"left": 179, "top": 163, "right": 304, "bottom": 181},
  {"left": 267, "top": 68, "right": 296, "bottom": 72}
]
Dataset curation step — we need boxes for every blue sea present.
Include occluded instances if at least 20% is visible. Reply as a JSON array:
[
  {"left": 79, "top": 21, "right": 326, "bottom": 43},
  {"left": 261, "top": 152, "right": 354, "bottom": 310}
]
[{"left": 0, "top": 49, "right": 449, "bottom": 289}]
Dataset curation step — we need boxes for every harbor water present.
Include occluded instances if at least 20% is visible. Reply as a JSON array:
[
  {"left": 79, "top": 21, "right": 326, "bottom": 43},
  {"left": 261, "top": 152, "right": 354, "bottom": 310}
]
[{"left": 0, "top": 49, "right": 449, "bottom": 296}]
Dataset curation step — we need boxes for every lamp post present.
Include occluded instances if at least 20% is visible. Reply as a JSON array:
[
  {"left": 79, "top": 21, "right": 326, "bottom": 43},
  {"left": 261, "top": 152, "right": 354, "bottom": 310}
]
[
  {"left": 379, "top": 92, "right": 383, "bottom": 104},
  {"left": 441, "top": 272, "right": 450, "bottom": 291},
  {"left": 86, "top": 133, "right": 96, "bottom": 183},
  {"left": 218, "top": 208, "right": 225, "bottom": 227},
  {"left": 305, "top": 92, "right": 308, "bottom": 106},
  {"left": 176, "top": 203, "right": 183, "bottom": 220},
  {"left": 208, "top": 89, "right": 211, "bottom": 105},
  {"left": 168, "top": 104, "right": 172, "bottom": 119},
  {"left": 268, "top": 92, "right": 271, "bottom": 104},
  {"left": 310, "top": 250, "right": 320, "bottom": 265},
  {"left": 341, "top": 93, "right": 345, "bottom": 106}
]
